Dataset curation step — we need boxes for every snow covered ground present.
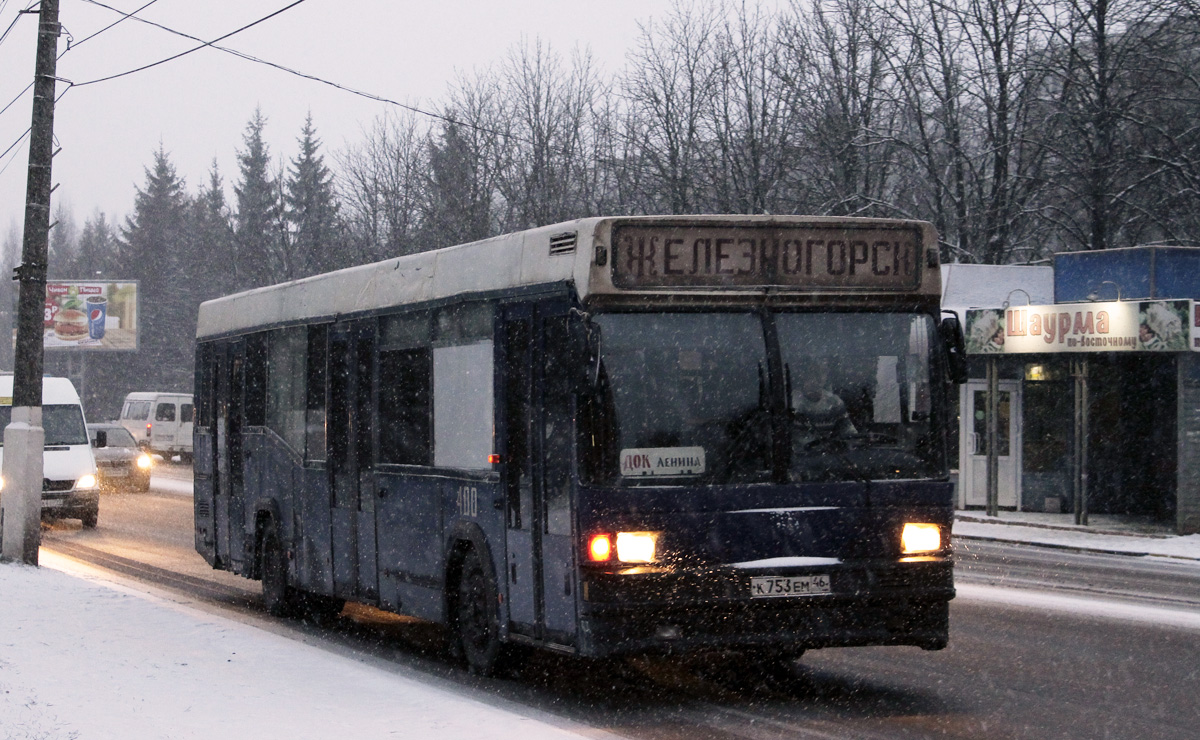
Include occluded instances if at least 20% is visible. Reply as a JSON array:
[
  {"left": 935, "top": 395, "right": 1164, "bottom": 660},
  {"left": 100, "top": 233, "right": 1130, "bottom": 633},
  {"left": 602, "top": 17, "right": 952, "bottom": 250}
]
[
  {"left": 4, "top": 469, "right": 1195, "bottom": 739},
  {"left": 0, "top": 552, "right": 619, "bottom": 740}
]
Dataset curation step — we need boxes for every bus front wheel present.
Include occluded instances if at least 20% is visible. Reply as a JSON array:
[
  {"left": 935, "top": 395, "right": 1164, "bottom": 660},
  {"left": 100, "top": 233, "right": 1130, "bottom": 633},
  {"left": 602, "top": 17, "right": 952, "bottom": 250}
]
[{"left": 455, "top": 548, "right": 507, "bottom": 676}]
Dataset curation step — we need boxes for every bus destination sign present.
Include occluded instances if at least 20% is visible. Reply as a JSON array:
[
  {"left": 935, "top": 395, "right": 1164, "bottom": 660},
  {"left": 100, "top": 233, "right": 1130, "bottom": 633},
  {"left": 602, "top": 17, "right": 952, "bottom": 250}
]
[{"left": 611, "top": 224, "right": 922, "bottom": 290}]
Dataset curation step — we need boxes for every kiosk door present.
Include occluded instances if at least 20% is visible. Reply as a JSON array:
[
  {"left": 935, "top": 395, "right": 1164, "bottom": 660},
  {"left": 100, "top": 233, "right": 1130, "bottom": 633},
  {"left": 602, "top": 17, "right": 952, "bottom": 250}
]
[{"left": 961, "top": 380, "right": 1022, "bottom": 508}]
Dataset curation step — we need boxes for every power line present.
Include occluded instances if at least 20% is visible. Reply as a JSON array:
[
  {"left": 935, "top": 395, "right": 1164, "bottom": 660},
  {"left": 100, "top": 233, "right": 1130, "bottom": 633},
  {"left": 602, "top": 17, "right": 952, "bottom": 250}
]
[
  {"left": 69, "top": 0, "right": 159, "bottom": 49},
  {"left": 0, "top": 0, "right": 158, "bottom": 127},
  {"left": 73, "top": 0, "right": 309, "bottom": 87},
  {"left": 0, "top": 2, "right": 38, "bottom": 50},
  {"left": 78, "top": 0, "right": 508, "bottom": 139},
  {"left": 0, "top": 86, "right": 70, "bottom": 179}
]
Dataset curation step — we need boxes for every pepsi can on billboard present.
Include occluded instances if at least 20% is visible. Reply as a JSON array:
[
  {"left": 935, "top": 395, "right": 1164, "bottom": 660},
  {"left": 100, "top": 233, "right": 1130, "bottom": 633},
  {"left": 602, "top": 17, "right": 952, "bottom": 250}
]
[{"left": 86, "top": 296, "right": 107, "bottom": 340}]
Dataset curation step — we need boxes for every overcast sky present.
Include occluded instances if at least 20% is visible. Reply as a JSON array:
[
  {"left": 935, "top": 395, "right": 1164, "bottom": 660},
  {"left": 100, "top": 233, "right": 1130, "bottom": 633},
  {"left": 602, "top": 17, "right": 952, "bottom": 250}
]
[{"left": 0, "top": 0, "right": 693, "bottom": 247}]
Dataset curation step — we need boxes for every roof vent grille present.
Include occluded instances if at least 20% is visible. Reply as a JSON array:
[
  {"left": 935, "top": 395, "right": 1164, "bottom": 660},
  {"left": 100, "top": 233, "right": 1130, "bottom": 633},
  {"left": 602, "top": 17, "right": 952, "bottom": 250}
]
[{"left": 549, "top": 231, "right": 577, "bottom": 256}]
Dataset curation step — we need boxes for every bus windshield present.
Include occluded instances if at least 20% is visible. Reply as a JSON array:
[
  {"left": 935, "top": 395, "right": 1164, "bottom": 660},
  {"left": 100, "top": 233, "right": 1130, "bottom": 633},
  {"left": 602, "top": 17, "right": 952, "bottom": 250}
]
[
  {"left": 590, "top": 312, "right": 772, "bottom": 484},
  {"left": 777, "top": 312, "right": 941, "bottom": 483},
  {"left": 585, "top": 311, "right": 942, "bottom": 486}
]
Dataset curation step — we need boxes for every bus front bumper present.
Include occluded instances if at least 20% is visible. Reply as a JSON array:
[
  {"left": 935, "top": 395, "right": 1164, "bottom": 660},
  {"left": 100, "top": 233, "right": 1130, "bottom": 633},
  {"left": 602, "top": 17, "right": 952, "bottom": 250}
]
[{"left": 577, "top": 559, "right": 953, "bottom": 658}]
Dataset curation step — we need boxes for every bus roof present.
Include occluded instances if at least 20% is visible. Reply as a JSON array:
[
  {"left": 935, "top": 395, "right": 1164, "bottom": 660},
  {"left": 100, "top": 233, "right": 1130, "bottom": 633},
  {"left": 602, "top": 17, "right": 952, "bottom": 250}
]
[{"left": 196, "top": 215, "right": 940, "bottom": 340}]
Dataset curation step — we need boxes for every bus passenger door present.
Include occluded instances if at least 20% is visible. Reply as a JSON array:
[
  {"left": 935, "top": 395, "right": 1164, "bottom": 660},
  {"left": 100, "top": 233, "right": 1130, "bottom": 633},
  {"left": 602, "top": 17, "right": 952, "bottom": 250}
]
[
  {"left": 537, "top": 313, "right": 578, "bottom": 642},
  {"left": 329, "top": 321, "right": 378, "bottom": 599},
  {"left": 502, "top": 303, "right": 578, "bottom": 645},
  {"left": 503, "top": 307, "right": 537, "bottom": 632},
  {"left": 215, "top": 341, "right": 246, "bottom": 570}
]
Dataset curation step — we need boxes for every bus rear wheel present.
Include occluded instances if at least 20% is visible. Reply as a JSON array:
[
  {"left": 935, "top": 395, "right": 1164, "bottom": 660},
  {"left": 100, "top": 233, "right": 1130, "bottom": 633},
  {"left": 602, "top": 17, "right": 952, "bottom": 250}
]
[
  {"left": 455, "top": 548, "right": 510, "bottom": 676},
  {"left": 260, "top": 521, "right": 300, "bottom": 618}
]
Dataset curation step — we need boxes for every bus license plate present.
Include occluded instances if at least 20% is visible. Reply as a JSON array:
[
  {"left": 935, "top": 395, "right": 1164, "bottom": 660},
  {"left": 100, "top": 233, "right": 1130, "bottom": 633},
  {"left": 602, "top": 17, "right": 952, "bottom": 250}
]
[{"left": 750, "top": 574, "right": 831, "bottom": 598}]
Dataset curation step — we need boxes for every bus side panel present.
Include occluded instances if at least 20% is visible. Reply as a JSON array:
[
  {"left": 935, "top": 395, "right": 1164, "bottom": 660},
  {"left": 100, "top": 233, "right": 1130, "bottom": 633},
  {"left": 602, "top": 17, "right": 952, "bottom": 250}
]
[
  {"left": 441, "top": 476, "right": 506, "bottom": 625},
  {"left": 297, "top": 464, "right": 334, "bottom": 597},
  {"left": 377, "top": 472, "right": 444, "bottom": 620},
  {"left": 233, "top": 431, "right": 269, "bottom": 576},
  {"left": 193, "top": 428, "right": 217, "bottom": 565}
]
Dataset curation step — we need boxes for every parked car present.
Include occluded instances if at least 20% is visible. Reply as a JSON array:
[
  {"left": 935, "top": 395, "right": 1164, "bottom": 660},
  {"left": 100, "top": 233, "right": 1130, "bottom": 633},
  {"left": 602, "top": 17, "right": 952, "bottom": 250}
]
[
  {"left": 88, "top": 423, "right": 154, "bottom": 492},
  {"left": 0, "top": 375, "right": 99, "bottom": 527},
  {"left": 118, "top": 392, "right": 193, "bottom": 460}
]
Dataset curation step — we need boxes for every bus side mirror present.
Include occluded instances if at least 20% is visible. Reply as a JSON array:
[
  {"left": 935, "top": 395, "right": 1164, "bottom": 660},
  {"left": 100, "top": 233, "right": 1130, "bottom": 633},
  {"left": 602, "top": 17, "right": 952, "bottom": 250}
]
[
  {"left": 939, "top": 315, "right": 968, "bottom": 384},
  {"left": 93, "top": 430, "right": 107, "bottom": 448}
]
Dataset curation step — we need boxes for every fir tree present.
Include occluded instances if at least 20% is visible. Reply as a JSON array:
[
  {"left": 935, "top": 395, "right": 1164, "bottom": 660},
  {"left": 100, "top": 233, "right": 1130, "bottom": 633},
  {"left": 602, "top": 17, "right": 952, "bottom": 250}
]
[
  {"left": 285, "top": 114, "right": 342, "bottom": 277},
  {"left": 192, "top": 160, "right": 237, "bottom": 300},
  {"left": 118, "top": 144, "right": 193, "bottom": 388},
  {"left": 48, "top": 201, "right": 78, "bottom": 275},
  {"left": 423, "top": 119, "right": 492, "bottom": 248},
  {"left": 73, "top": 210, "right": 117, "bottom": 279},
  {"left": 234, "top": 108, "right": 282, "bottom": 288}
]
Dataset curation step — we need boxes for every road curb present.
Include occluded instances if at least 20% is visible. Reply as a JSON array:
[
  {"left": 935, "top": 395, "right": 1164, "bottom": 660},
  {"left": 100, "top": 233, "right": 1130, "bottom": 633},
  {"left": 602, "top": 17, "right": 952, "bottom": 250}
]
[
  {"left": 952, "top": 533, "right": 1200, "bottom": 562},
  {"left": 955, "top": 515, "right": 1175, "bottom": 539}
]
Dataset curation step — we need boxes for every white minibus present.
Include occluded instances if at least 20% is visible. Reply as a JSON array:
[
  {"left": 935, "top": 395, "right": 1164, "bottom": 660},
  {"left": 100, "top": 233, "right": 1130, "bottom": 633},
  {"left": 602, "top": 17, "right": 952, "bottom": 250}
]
[
  {"left": 0, "top": 375, "right": 100, "bottom": 528},
  {"left": 119, "top": 392, "right": 194, "bottom": 460}
]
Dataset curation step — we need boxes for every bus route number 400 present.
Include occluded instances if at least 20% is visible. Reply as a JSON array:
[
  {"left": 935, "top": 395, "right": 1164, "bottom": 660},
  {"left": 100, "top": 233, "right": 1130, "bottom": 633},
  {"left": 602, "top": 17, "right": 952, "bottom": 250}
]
[
  {"left": 750, "top": 574, "right": 831, "bottom": 598},
  {"left": 456, "top": 486, "right": 479, "bottom": 518}
]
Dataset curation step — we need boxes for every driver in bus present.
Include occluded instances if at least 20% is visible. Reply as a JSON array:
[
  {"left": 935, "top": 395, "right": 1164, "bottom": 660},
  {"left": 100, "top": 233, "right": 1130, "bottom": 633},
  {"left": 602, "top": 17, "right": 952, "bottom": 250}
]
[{"left": 792, "top": 361, "right": 856, "bottom": 447}]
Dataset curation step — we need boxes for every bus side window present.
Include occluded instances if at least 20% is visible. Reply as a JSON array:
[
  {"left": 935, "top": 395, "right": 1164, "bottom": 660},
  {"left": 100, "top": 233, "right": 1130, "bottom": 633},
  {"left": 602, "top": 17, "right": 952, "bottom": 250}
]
[
  {"left": 306, "top": 325, "right": 328, "bottom": 462},
  {"left": 378, "top": 348, "right": 432, "bottom": 465},
  {"left": 432, "top": 341, "right": 494, "bottom": 470},
  {"left": 244, "top": 333, "right": 268, "bottom": 426},
  {"left": 266, "top": 327, "right": 308, "bottom": 455}
]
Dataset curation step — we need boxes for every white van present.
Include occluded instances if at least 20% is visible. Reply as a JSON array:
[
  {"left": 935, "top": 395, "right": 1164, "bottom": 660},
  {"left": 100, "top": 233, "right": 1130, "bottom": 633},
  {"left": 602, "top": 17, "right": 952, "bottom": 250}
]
[
  {"left": 119, "top": 392, "right": 194, "bottom": 460},
  {"left": 0, "top": 375, "right": 100, "bottom": 528}
]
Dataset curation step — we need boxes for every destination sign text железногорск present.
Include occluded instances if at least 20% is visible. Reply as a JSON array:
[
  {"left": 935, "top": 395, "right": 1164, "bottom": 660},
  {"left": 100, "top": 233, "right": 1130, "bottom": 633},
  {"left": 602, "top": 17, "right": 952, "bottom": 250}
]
[{"left": 611, "top": 224, "right": 922, "bottom": 290}]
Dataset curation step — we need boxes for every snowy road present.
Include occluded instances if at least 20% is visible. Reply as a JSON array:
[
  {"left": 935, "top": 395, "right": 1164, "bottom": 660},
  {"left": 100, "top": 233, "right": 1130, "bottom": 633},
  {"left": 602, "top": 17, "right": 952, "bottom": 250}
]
[{"left": 29, "top": 476, "right": 1200, "bottom": 740}]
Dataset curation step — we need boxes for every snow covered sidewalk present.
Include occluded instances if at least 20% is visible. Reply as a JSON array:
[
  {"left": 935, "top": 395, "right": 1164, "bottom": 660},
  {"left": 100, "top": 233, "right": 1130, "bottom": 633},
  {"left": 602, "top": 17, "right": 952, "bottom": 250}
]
[
  {"left": 0, "top": 552, "right": 615, "bottom": 740},
  {"left": 953, "top": 515, "right": 1200, "bottom": 561}
]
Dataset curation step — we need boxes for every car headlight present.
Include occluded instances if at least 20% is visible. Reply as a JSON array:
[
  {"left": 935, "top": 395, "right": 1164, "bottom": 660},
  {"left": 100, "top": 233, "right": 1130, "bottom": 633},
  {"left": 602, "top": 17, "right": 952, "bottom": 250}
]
[
  {"left": 901, "top": 522, "right": 942, "bottom": 554},
  {"left": 76, "top": 474, "right": 98, "bottom": 490},
  {"left": 136, "top": 453, "right": 153, "bottom": 470}
]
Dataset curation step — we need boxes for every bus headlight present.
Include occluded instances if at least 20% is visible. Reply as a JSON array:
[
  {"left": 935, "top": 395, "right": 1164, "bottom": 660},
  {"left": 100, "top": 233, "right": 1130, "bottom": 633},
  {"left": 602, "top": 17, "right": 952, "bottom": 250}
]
[
  {"left": 616, "top": 532, "right": 659, "bottom": 563},
  {"left": 76, "top": 474, "right": 98, "bottom": 490},
  {"left": 901, "top": 522, "right": 941, "bottom": 554},
  {"left": 136, "top": 453, "right": 154, "bottom": 470},
  {"left": 587, "top": 531, "right": 661, "bottom": 563}
]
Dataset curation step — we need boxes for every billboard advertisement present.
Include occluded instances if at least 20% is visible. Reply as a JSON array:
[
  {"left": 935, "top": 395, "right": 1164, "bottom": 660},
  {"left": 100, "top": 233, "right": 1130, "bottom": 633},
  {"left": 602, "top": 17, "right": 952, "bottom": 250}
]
[
  {"left": 966, "top": 299, "right": 1197, "bottom": 354},
  {"left": 43, "top": 281, "right": 138, "bottom": 351}
]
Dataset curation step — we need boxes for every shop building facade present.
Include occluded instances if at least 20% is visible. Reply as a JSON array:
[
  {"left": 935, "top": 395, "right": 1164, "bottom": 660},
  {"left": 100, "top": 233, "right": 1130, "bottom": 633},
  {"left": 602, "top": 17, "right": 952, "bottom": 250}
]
[{"left": 943, "top": 248, "right": 1200, "bottom": 535}]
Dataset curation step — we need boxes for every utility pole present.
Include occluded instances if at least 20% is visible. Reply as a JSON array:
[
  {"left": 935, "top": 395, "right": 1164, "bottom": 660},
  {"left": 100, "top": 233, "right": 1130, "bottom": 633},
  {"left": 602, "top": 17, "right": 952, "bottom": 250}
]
[{"left": 1, "top": 0, "right": 60, "bottom": 565}]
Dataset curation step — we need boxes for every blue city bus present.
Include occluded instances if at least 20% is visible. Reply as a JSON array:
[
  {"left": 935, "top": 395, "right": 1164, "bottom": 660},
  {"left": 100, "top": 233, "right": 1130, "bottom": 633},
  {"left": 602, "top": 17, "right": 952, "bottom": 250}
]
[{"left": 193, "top": 215, "right": 966, "bottom": 675}]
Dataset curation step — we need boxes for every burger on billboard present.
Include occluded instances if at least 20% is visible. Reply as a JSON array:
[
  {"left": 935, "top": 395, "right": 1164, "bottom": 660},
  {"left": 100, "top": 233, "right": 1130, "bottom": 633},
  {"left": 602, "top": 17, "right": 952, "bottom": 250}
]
[{"left": 43, "top": 282, "right": 138, "bottom": 351}]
